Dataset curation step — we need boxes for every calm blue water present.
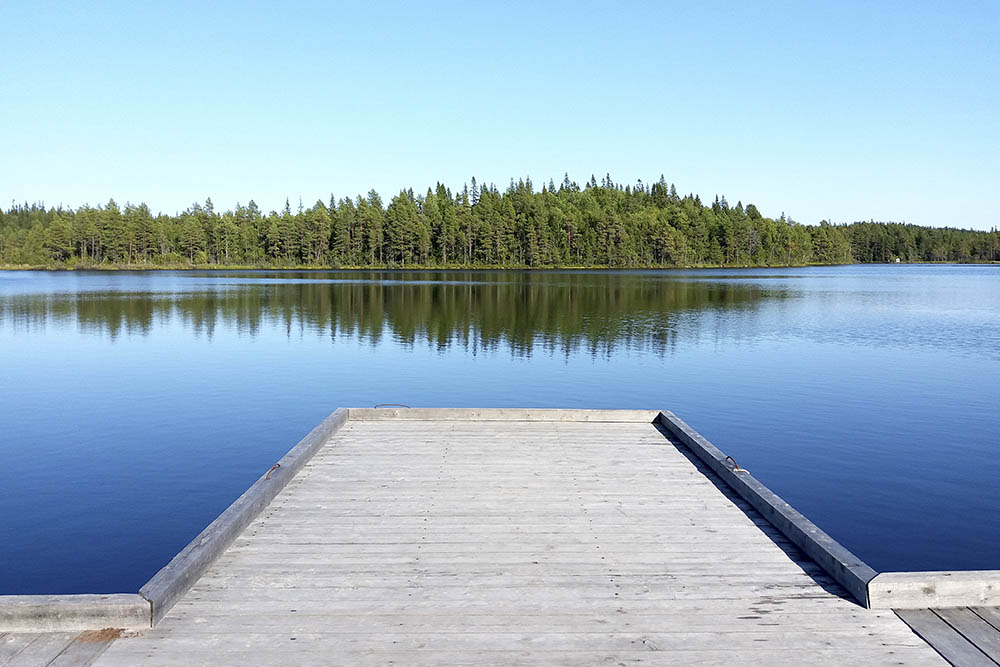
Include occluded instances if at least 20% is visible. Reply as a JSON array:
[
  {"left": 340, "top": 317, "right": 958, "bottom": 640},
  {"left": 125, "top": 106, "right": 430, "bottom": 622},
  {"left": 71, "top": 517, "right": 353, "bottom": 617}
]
[{"left": 1, "top": 266, "right": 998, "bottom": 594}]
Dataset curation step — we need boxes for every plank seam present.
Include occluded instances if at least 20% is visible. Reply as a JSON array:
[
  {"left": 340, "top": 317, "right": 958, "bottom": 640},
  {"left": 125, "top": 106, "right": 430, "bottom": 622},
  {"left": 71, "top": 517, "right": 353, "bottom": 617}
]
[
  {"left": 895, "top": 609, "right": 996, "bottom": 667},
  {"left": 932, "top": 608, "right": 1000, "bottom": 666},
  {"left": 42, "top": 632, "right": 79, "bottom": 666},
  {"left": 972, "top": 608, "right": 1000, "bottom": 634}
]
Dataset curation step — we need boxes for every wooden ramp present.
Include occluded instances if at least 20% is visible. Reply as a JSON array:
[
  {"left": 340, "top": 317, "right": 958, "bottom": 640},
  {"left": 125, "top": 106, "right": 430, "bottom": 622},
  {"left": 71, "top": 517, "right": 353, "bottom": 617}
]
[{"left": 87, "top": 411, "right": 943, "bottom": 666}]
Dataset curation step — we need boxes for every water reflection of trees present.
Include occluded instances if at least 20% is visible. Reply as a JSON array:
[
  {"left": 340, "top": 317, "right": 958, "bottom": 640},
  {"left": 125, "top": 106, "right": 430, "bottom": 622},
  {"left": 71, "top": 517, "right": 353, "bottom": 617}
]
[{"left": 0, "top": 273, "right": 773, "bottom": 357}]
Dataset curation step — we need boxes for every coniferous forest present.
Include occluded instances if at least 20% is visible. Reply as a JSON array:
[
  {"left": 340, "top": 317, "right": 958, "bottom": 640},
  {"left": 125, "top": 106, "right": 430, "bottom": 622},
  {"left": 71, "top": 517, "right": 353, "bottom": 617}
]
[{"left": 1, "top": 175, "right": 997, "bottom": 268}]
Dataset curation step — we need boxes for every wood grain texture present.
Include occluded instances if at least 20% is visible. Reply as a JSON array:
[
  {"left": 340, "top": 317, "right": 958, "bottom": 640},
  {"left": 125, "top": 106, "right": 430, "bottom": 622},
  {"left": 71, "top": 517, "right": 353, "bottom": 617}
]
[
  {"left": 2, "top": 632, "right": 77, "bottom": 667},
  {"left": 895, "top": 609, "right": 996, "bottom": 667},
  {"left": 94, "top": 417, "right": 943, "bottom": 666},
  {"left": 0, "top": 595, "right": 149, "bottom": 633},
  {"left": 871, "top": 571, "right": 1000, "bottom": 609},
  {"left": 348, "top": 408, "right": 660, "bottom": 422},
  {"left": 0, "top": 633, "right": 37, "bottom": 663},
  {"left": 973, "top": 607, "right": 1000, "bottom": 632},
  {"left": 46, "top": 634, "right": 117, "bottom": 667},
  {"left": 933, "top": 607, "right": 1000, "bottom": 662}
]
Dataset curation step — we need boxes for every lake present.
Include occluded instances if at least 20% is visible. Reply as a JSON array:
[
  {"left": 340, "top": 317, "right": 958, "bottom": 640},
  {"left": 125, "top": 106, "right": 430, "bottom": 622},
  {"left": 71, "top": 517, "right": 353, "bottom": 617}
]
[{"left": 1, "top": 265, "right": 998, "bottom": 594}]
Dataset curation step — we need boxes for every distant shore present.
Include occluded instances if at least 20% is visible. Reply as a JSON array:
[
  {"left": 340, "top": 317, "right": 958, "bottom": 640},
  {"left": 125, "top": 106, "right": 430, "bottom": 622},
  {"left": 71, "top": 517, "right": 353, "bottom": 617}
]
[{"left": 2, "top": 261, "right": 996, "bottom": 272}]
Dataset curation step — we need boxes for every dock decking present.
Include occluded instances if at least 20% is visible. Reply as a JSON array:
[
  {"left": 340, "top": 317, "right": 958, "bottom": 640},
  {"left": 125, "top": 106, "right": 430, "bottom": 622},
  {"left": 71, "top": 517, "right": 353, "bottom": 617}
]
[
  {"left": 84, "top": 411, "right": 942, "bottom": 666},
  {"left": 897, "top": 608, "right": 1000, "bottom": 666}
]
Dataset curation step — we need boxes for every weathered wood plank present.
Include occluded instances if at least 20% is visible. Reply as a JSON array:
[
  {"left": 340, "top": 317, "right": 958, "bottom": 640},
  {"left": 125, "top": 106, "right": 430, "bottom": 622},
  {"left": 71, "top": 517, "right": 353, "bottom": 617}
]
[
  {"left": 347, "top": 408, "right": 660, "bottom": 422},
  {"left": 209, "top": 559, "right": 822, "bottom": 575},
  {"left": 167, "top": 594, "right": 876, "bottom": 614},
  {"left": 0, "top": 633, "right": 37, "bottom": 663},
  {"left": 185, "top": 582, "right": 844, "bottom": 601},
  {"left": 96, "top": 646, "right": 945, "bottom": 667},
  {"left": 0, "top": 595, "right": 149, "bottom": 633},
  {"left": 3, "top": 632, "right": 76, "bottom": 667},
  {"left": 166, "top": 611, "right": 894, "bottom": 630},
  {"left": 225, "top": 570, "right": 826, "bottom": 586},
  {"left": 97, "top": 628, "right": 932, "bottom": 651},
  {"left": 150, "top": 612, "right": 920, "bottom": 635},
  {"left": 895, "top": 609, "right": 995, "bottom": 667},
  {"left": 47, "top": 631, "right": 118, "bottom": 667},
  {"left": 870, "top": 571, "right": 1000, "bottom": 609},
  {"left": 972, "top": 607, "right": 1000, "bottom": 631},
  {"left": 230, "top": 535, "right": 800, "bottom": 548},
  {"left": 934, "top": 607, "right": 1000, "bottom": 662}
]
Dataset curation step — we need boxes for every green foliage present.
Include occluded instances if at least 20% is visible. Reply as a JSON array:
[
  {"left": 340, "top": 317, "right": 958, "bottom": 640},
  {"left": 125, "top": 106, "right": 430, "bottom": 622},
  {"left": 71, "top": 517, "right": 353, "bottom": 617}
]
[{"left": 1, "top": 178, "right": 997, "bottom": 268}]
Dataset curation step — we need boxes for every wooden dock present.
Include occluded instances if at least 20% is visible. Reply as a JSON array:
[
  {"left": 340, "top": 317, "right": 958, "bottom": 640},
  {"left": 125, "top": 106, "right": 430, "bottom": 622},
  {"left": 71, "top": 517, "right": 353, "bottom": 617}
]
[{"left": 2, "top": 409, "right": 998, "bottom": 665}]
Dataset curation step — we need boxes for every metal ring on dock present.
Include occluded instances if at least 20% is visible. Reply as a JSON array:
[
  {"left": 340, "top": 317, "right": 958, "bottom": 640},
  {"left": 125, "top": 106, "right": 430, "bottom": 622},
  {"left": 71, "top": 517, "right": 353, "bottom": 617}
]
[
  {"left": 265, "top": 463, "right": 281, "bottom": 480},
  {"left": 374, "top": 403, "right": 411, "bottom": 408},
  {"left": 724, "top": 456, "right": 748, "bottom": 474}
]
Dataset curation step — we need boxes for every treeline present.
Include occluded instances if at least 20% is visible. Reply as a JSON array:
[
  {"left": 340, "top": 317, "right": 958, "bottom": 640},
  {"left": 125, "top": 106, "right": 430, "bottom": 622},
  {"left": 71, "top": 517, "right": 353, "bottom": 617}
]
[{"left": 1, "top": 175, "right": 997, "bottom": 267}]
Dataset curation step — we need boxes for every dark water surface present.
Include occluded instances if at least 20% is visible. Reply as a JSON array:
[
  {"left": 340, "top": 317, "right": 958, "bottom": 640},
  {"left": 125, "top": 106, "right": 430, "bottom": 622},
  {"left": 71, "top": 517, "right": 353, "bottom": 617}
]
[{"left": 1, "top": 266, "right": 998, "bottom": 594}]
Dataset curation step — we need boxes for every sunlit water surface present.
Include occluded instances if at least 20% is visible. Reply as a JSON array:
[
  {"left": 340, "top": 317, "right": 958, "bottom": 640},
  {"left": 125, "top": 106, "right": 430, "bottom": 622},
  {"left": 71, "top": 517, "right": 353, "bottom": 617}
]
[{"left": 1, "top": 266, "right": 998, "bottom": 593}]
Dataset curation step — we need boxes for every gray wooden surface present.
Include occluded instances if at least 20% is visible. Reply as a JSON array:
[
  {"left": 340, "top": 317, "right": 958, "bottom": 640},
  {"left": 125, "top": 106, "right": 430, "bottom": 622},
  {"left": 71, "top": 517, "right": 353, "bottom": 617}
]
[
  {"left": 896, "top": 607, "right": 1000, "bottom": 666},
  {"left": 89, "top": 418, "right": 944, "bottom": 665},
  {"left": 0, "top": 630, "right": 116, "bottom": 666},
  {"left": 0, "top": 595, "right": 149, "bottom": 633},
  {"left": 348, "top": 408, "right": 661, "bottom": 422},
  {"left": 871, "top": 571, "right": 1000, "bottom": 609}
]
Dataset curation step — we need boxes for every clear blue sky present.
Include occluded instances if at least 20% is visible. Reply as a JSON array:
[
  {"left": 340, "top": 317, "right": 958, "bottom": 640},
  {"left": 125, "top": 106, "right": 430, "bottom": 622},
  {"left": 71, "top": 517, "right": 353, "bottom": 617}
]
[{"left": 1, "top": 1, "right": 997, "bottom": 229}]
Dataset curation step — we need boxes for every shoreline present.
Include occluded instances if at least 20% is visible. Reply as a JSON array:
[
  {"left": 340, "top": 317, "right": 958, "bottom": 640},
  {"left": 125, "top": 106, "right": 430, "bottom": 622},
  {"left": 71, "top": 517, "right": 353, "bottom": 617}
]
[{"left": 1, "top": 260, "right": 997, "bottom": 272}]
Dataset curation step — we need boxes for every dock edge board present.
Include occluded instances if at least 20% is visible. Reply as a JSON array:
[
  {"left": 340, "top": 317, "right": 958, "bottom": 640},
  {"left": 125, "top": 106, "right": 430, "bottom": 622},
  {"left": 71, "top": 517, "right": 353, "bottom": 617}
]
[
  {"left": 0, "top": 594, "right": 151, "bottom": 633},
  {"left": 348, "top": 408, "right": 661, "bottom": 422},
  {"left": 137, "top": 407, "right": 349, "bottom": 625},
  {"left": 870, "top": 571, "right": 1000, "bottom": 609},
  {"left": 655, "top": 410, "right": 878, "bottom": 608}
]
